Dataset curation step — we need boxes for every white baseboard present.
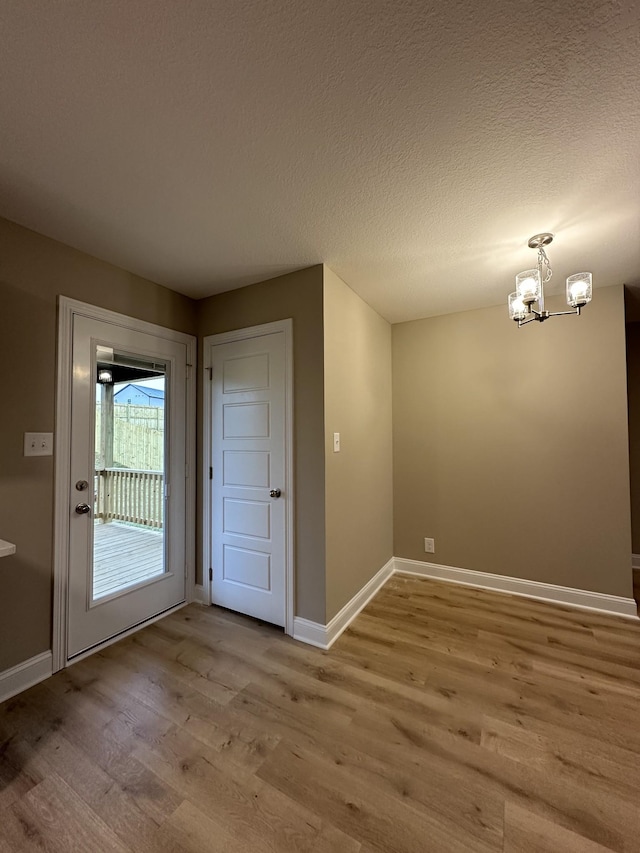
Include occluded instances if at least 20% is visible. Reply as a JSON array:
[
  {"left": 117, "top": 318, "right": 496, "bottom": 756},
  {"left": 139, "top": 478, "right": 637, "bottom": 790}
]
[
  {"left": 293, "top": 555, "right": 638, "bottom": 650},
  {"left": 394, "top": 558, "right": 639, "bottom": 619},
  {"left": 193, "top": 583, "right": 210, "bottom": 605},
  {"left": 291, "top": 617, "right": 330, "bottom": 649},
  {"left": 632, "top": 554, "right": 640, "bottom": 570},
  {"left": 293, "top": 557, "right": 395, "bottom": 650},
  {"left": 0, "top": 651, "right": 53, "bottom": 704}
]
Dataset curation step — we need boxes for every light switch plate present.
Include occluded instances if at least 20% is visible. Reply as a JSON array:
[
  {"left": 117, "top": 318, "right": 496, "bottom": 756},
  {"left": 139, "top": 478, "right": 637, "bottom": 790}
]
[
  {"left": 24, "top": 432, "right": 53, "bottom": 457},
  {"left": 333, "top": 432, "right": 341, "bottom": 452}
]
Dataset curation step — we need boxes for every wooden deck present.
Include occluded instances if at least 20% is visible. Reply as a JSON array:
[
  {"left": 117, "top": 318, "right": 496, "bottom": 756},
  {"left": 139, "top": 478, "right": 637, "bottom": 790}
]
[{"left": 93, "top": 522, "right": 164, "bottom": 600}]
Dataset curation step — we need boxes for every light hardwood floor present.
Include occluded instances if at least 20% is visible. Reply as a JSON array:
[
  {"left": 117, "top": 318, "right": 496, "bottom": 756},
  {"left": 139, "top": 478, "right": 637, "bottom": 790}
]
[{"left": 1, "top": 574, "right": 640, "bottom": 852}]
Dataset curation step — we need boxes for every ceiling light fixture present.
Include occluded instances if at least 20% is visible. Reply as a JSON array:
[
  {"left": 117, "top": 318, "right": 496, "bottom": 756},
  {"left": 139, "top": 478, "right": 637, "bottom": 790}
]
[{"left": 508, "top": 233, "right": 592, "bottom": 326}]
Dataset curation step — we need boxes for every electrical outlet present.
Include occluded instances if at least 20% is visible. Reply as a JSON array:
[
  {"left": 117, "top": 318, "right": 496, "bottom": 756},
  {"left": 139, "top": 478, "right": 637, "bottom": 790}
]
[
  {"left": 333, "top": 432, "right": 340, "bottom": 452},
  {"left": 24, "top": 432, "right": 53, "bottom": 457},
  {"left": 424, "top": 537, "right": 435, "bottom": 553}
]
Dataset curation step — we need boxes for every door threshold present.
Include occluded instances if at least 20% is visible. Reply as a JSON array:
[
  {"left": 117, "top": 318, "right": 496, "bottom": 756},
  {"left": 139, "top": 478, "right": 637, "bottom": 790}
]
[{"left": 65, "top": 600, "right": 187, "bottom": 666}]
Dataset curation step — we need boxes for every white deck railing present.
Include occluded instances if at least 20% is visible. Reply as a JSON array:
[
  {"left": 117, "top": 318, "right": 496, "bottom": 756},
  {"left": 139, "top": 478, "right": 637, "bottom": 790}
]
[{"left": 95, "top": 468, "right": 163, "bottom": 529}]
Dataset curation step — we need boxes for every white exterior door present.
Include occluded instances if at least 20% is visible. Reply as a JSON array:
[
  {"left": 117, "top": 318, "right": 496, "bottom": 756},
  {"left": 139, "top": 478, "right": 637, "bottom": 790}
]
[
  {"left": 210, "top": 330, "right": 287, "bottom": 626},
  {"left": 67, "top": 313, "right": 190, "bottom": 658}
]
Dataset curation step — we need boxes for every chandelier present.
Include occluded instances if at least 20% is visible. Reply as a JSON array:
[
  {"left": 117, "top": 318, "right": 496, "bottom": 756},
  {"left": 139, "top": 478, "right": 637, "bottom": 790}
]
[{"left": 508, "top": 233, "right": 592, "bottom": 326}]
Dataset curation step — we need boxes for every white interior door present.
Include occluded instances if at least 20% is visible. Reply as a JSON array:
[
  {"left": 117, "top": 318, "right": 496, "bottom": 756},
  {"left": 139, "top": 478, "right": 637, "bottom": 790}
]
[
  {"left": 210, "top": 331, "right": 287, "bottom": 626},
  {"left": 67, "top": 314, "right": 189, "bottom": 658}
]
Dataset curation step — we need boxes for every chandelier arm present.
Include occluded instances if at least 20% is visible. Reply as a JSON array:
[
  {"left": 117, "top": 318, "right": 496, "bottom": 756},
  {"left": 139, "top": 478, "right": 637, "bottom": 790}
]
[
  {"left": 546, "top": 308, "right": 581, "bottom": 318},
  {"left": 517, "top": 315, "right": 539, "bottom": 327}
]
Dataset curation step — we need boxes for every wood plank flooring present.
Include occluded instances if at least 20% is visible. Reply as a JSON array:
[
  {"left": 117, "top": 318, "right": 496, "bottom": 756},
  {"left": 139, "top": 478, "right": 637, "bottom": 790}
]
[{"left": 1, "top": 574, "right": 640, "bottom": 852}]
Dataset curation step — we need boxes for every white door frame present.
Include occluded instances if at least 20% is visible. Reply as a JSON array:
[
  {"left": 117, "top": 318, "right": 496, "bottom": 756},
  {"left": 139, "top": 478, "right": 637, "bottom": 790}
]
[
  {"left": 52, "top": 297, "right": 197, "bottom": 671},
  {"left": 201, "top": 320, "right": 294, "bottom": 636}
]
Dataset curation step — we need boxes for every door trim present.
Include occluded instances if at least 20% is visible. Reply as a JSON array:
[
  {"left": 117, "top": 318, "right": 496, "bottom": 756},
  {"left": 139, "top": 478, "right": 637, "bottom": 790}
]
[
  {"left": 53, "top": 297, "right": 197, "bottom": 672},
  {"left": 202, "top": 320, "right": 294, "bottom": 636}
]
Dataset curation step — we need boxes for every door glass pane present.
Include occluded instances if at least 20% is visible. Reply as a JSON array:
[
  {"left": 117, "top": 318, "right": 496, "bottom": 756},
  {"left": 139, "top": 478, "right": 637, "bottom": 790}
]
[{"left": 93, "top": 350, "right": 167, "bottom": 601}]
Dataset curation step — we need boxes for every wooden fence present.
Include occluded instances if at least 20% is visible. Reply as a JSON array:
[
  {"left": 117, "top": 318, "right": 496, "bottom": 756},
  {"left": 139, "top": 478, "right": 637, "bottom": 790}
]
[
  {"left": 95, "top": 469, "right": 164, "bottom": 529},
  {"left": 95, "top": 403, "right": 164, "bottom": 471},
  {"left": 113, "top": 403, "right": 164, "bottom": 429}
]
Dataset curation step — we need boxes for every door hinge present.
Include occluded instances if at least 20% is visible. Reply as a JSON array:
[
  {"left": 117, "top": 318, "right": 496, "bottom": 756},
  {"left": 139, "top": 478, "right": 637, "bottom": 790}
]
[
  {"left": 209, "top": 567, "right": 213, "bottom": 582},
  {"left": 207, "top": 366, "right": 213, "bottom": 380},
  {"left": 209, "top": 466, "right": 213, "bottom": 480}
]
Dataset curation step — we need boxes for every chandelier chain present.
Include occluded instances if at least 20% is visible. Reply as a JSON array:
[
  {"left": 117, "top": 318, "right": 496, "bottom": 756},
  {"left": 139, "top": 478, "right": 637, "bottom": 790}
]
[{"left": 538, "top": 247, "right": 552, "bottom": 284}]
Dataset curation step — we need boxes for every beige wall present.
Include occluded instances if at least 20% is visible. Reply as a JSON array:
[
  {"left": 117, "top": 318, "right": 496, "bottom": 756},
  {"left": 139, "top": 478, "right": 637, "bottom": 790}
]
[
  {"left": 625, "top": 320, "right": 640, "bottom": 554},
  {"left": 0, "top": 217, "right": 196, "bottom": 671},
  {"left": 323, "top": 268, "right": 393, "bottom": 621},
  {"left": 1, "top": 210, "right": 633, "bottom": 676},
  {"left": 392, "top": 284, "right": 633, "bottom": 598},
  {"left": 196, "top": 266, "right": 326, "bottom": 623}
]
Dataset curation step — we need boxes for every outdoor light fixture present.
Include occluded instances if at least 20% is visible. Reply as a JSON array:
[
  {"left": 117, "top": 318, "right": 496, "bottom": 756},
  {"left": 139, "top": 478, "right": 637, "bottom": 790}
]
[
  {"left": 98, "top": 368, "right": 113, "bottom": 384},
  {"left": 508, "top": 233, "right": 592, "bottom": 326}
]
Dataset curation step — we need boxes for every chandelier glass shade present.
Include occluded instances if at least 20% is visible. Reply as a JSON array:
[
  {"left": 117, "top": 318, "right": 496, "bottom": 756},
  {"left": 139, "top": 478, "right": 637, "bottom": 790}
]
[
  {"left": 508, "top": 234, "right": 592, "bottom": 326},
  {"left": 516, "top": 269, "right": 541, "bottom": 305},
  {"left": 566, "top": 273, "right": 593, "bottom": 308},
  {"left": 508, "top": 292, "right": 527, "bottom": 322}
]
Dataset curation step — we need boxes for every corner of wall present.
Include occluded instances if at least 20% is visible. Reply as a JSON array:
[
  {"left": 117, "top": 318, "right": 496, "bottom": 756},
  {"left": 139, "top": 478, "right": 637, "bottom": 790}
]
[{"left": 322, "top": 267, "right": 394, "bottom": 622}]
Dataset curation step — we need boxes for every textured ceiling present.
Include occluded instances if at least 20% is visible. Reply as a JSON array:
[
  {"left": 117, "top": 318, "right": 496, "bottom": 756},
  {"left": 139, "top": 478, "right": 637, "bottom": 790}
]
[{"left": 1, "top": 0, "right": 639, "bottom": 322}]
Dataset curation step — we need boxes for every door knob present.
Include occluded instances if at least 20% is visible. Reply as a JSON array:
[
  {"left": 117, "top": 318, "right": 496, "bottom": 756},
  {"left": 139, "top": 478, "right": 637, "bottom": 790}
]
[
  {"left": 75, "top": 502, "right": 92, "bottom": 515},
  {"left": 269, "top": 488, "right": 281, "bottom": 498}
]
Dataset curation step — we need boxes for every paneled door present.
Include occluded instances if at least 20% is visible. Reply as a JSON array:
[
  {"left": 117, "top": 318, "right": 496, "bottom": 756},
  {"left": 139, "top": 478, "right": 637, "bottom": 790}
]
[
  {"left": 66, "top": 311, "right": 192, "bottom": 658},
  {"left": 209, "top": 329, "right": 288, "bottom": 626}
]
